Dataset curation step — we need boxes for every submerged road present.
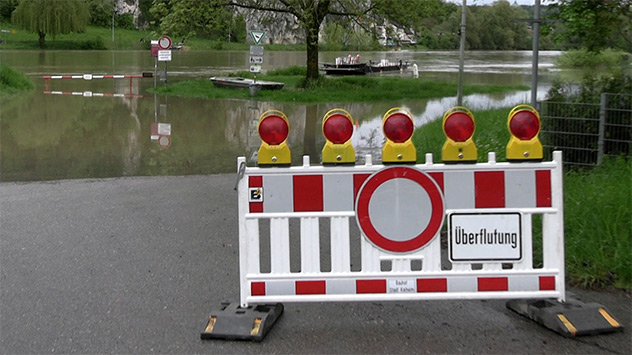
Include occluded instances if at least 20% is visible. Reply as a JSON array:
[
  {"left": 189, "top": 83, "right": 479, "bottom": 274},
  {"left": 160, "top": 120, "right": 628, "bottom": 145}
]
[{"left": 1, "top": 175, "right": 629, "bottom": 354}]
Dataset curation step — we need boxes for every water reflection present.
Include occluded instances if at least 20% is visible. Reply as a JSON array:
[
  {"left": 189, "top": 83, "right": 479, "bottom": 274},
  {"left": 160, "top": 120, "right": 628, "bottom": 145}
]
[
  {"left": 0, "top": 50, "right": 560, "bottom": 182},
  {"left": 0, "top": 85, "right": 544, "bottom": 182}
]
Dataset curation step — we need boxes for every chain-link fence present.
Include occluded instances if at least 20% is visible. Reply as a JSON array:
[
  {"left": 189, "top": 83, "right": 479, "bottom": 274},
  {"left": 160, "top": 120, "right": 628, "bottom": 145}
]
[{"left": 539, "top": 93, "right": 631, "bottom": 166}]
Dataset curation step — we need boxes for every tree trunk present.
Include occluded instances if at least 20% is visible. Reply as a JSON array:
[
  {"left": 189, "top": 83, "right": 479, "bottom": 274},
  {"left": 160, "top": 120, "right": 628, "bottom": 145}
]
[
  {"left": 306, "top": 37, "right": 320, "bottom": 82},
  {"left": 38, "top": 31, "right": 46, "bottom": 48},
  {"left": 304, "top": 16, "right": 320, "bottom": 83}
]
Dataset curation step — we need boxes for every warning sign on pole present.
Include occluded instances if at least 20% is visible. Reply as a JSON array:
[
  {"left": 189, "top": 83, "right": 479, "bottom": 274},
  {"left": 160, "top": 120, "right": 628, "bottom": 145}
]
[
  {"left": 158, "top": 35, "right": 172, "bottom": 50},
  {"left": 250, "top": 30, "right": 266, "bottom": 45},
  {"left": 158, "top": 50, "right": 172, "bottom": 62}
]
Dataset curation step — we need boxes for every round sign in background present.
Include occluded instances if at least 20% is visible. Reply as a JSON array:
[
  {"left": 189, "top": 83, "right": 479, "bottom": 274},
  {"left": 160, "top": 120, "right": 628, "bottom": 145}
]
[
  {"left": 355, "top": 166, "right": 444, "bottom": 253},
  {"left": 158, "top": 35, "right": 172, "bottom": 50}
]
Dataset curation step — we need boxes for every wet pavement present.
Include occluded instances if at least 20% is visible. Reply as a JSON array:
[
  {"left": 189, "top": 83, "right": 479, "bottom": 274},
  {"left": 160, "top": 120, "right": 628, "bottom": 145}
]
[{"left": 1, "top": 174, "right": 630, "bottom": 354}]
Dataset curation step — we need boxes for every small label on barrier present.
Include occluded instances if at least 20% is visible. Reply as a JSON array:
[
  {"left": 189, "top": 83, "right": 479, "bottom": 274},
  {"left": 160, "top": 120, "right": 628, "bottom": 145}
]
[
  {"left": 249, "top": 188, "right": 263, "bottom": 202},
  {"left": 387, "top": 279, "right": 416, "bottom": 293}
]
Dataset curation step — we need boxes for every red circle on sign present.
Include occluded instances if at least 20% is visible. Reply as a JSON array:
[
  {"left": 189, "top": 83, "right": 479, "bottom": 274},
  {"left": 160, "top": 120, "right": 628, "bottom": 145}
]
[
  {"left": 158, "top": 35, "right": 172, "bottom": 49},
  {"left": 355, "top": 167, "right": 444, "bottom": 253},
  {"left": 158, "top": 135, "right": 171, "bottom": 148}
]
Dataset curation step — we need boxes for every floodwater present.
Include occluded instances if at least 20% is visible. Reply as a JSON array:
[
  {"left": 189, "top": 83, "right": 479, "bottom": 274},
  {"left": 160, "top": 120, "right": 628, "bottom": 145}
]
[{"left": 0, "top": 50, "right": 561, "bottom": 182}]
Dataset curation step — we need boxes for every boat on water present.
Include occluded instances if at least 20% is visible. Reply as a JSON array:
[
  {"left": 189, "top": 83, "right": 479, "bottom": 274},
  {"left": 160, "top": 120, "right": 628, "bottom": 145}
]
[
  {"left": 320, "top": 55, "right": 409, "bottom": 76},
  {"left": 368, "top": 59, "right": 408, "bottom": 73},
  {"left": 321, "top": 63, "right": 369, "bottom": 75},
  {"left": 320, "top": 54, "right": 369, "bottom": 75},
  {"left": 209, "top": 77, "right": 284, "bottom": 90}
]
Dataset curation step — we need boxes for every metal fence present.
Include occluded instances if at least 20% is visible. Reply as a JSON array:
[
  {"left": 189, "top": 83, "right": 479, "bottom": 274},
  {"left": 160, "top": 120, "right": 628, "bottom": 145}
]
[{"left": 538, "top": 93, "right": 631, "bottom": 166}]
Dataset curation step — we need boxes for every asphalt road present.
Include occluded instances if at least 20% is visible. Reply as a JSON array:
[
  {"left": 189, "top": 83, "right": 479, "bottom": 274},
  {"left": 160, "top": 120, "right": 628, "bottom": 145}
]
[{"left": 1, "top": 174, "right": 630, "bottom": 354}]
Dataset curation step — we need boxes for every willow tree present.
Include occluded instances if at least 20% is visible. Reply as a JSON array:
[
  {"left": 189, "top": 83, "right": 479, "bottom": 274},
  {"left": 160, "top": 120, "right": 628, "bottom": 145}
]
[
  {"left": 227, "top": 0, "right": 373, "bottom": 84},
  {"left": 11, "top": 0, "right": 90, "bottom": 48}
]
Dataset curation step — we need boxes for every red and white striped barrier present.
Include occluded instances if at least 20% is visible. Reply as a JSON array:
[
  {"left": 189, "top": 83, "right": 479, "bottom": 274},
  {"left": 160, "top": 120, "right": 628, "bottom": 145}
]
[
  {"left": 235, "top": 151, "right": 565, "bottom": 307},
  {"left": 43, "top": 90, "right": 143, "bottom": 98},
  {"left": 43, "top": 74, "right": 144, "bottom": 80},
  {"left": 43, "top": 73, "right": 150, "bottom": 91}
]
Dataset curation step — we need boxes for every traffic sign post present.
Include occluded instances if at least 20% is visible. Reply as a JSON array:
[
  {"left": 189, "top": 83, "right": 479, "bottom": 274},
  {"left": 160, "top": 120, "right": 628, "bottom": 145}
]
[
  {"left": 157, "top": 50, "right": 172, "bottom": 62},
  {"left": 250, "top": 30, "right": 266, "bottom": 45},
  {"left": 249, "top": 45, "right": 264, "bottom": 82},
  {"left": 152, "top": 35, "right": 172, "bottom": 88},
  {"left": 249, "top": 56, "right": 263, "bottom": 64},
  {"left": 158, "top": 35, "right": 172, "bottom": 49}
]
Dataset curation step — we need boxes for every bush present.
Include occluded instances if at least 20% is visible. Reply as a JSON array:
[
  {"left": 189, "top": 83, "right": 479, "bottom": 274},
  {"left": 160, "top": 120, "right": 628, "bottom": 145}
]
[
  {"left": 0, "top": 64, "right": 34, "bottom": 94},
  {"left": 79, "top": 35, "right": 106, "bottom": 50},
  {"left": 116, "top": 13, "right": 135, "bottom": 30},
  {"left": 267, "top": 66, "right": 307, "bottom": 77}
]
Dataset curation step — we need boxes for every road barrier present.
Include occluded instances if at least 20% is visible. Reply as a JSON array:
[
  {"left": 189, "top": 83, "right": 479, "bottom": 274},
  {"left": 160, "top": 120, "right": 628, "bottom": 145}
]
[
  {"left": 43, "top": 90, "right": 143, "bottom": 98},
  {"left": 202, "top": 105, "right": 623, "bottom": 341},
  {"left": 43, "top": 73, "right": 152, "bottom": 92},
  {"left": 237, "top": 152, "right": 564, "bottom": 304}
]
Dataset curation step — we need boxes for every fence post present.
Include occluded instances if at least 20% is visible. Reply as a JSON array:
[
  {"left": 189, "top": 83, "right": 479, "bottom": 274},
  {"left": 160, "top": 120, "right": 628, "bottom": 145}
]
[{"left": 597, "top": 93, "right": 607, "bottom": 165}]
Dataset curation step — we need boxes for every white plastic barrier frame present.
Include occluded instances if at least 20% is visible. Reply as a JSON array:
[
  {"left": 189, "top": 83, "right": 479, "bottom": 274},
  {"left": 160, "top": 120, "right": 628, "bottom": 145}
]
[{"left": 236, "top": 151, "right": 565, "bottom": 308}]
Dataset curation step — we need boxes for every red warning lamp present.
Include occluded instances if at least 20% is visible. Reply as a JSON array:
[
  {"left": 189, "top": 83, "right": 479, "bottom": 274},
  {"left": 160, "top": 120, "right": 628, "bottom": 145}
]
[
  {"left": 259, "top": 115, "right": 289, "bottom": 145},
  {"left": 257, "top": 110, "right": 291, "bottom": 165},
  {"left": 506, "top": 104, "right": 542, "bottom": 161},
  {"left": 444, "top": 112, "right": 474, "bottom": 142},
  {"left": 383, "top": 112, "right": 414, "bottom": 143},
  {"left": 323, "top": 113, "right": 354, "bottom": 144},
  {"left": 509, "top": 111, "right": 540, "bottom": 140},
  {"left": 442, "top": 106, "right": 477, "bottom": 163},
  {"left": 382, "top": 108, "right": 416, "bottom": 163},
  {"left": 321, "top": 108, "right": 356, "bottom": 164}
]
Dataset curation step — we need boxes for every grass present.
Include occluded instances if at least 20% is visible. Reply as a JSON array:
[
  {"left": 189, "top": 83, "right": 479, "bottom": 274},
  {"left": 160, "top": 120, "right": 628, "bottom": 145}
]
[
  {"left": 151, "top": 66, "right": 528, "bottom": 103},
  {"left": 414, "top": 108, "right": 631, "bottom": 290},
  {"left": 563, "top": 158, "right": 631, "bottom": 289},
  {"left": 0, "top": 64, "right": 34, "bottom": 95}
]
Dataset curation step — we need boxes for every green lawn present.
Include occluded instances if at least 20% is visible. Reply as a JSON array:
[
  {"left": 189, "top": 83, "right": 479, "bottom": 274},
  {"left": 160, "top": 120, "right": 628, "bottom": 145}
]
[{"left": 151, "top": 67, "right": 528, "bottom": 103}]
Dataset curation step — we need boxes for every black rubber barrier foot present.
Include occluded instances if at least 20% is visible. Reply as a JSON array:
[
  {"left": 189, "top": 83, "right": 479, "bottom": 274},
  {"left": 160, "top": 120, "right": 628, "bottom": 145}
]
[
  {"left": 506, "top": 296, "right": 624, "bottom": 337},
  {"left": 201, "top": 302, "right": 284, "bottom": 341}
]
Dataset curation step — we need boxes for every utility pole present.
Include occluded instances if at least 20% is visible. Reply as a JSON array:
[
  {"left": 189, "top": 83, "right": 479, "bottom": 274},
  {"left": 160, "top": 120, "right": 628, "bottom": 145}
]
[
  {"left": 111, "top": 0, "right": 115, "bottom": 42},
  {"left": 457, "top": 0, "right": 467, "bottom": 106},
  {"left": 531, "top": 0, "right": 541, "bottom": 107}
]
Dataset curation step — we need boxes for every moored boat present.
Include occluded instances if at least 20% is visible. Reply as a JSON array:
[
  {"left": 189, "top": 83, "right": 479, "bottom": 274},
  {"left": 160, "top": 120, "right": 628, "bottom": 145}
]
[
  {"left": 320, "top": 54, "right": 369, "bottom": 75},
  {"left": 209, "top": 77, "right": 284, "bottom": 90},
  {"left": 320, "top": 62, "right": 369, "bottom": 75},
  {"left": 320, "top": 55, "right": 410, "bottom": 76},
  {"left": 368, "top": 59, "right": 408, "bottom": 73}
]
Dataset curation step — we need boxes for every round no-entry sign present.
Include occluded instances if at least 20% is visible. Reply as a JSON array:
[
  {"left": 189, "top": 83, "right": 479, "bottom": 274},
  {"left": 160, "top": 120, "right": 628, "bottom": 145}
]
[
  {"left": 355, "top": 166, "right": 444, "bottom": 253},
  {"left": 158, "top": 35, "right": 172, "bottom": 50}
]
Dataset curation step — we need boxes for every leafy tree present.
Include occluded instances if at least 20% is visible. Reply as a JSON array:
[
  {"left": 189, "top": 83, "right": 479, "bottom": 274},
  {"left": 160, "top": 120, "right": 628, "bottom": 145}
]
[
  {"left": 551, "top": 0, "right": 632, "bottom": 52},
  {"left": 469, "top": 1, "right": 530, "bottom": 50},
  {"left": 321, "top": 18, "right": 376, "bottom": 51},
  {"left": 149, "top": 0, "right": 234, "bottom": 41},
  {"left": 227, "top": 0, "right": 373, "bottom": 84},
  {"left": 0, "top": 0, "right": 19, "bottom": 22},
  {"left": 87, "top": 0, "right": 114, "bottom": 27},
  {"left": 11, "top": 0, "right": 90, "bottom": 48}
]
